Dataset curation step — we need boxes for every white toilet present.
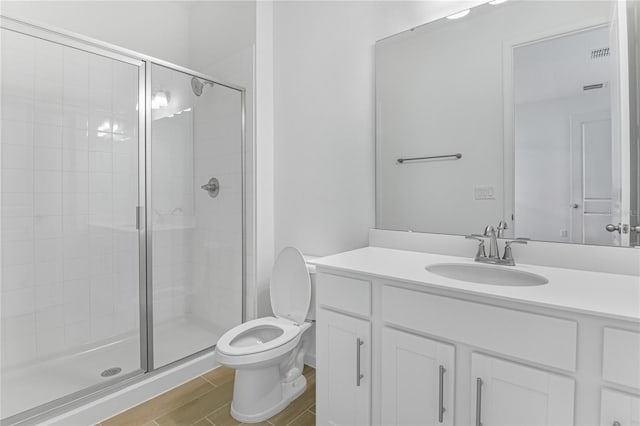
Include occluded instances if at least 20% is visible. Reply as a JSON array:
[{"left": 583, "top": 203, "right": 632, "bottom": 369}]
[{"left": 215, "top": 247, "right": 316, "bottom": 423}]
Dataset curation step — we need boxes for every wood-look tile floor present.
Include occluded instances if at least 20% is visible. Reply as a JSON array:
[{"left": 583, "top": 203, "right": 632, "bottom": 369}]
[{"left": 99, "top": 366, "right": 315, "bottom": 426}]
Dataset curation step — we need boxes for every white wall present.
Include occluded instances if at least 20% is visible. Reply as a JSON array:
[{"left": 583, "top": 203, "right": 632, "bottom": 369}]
[
  {"left": 0, "top": 1, "right": 191, "bottom": 66},
  {"left": 272, "top": 1, "right": 486, "bottom": 258}
]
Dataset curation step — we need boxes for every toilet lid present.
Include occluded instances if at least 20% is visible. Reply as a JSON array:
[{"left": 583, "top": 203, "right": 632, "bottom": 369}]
[{"left": 270, "top": 247, "right": 311, "bottom": 325}]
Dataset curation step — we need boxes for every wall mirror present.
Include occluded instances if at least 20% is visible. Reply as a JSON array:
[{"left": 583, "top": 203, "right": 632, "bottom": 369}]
[{"left": 375, "top": 0, "right": 639, "bottom": 247}]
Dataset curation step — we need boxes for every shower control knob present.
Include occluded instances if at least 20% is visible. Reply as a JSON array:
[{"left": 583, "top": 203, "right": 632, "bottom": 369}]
[{"left": 201, "top": 177, "right": 220, "bottom": 198}]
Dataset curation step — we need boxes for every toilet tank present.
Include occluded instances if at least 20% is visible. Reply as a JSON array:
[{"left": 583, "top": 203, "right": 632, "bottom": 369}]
[{"left": 303, "top": 256, "right": 318, "bottom": 321}]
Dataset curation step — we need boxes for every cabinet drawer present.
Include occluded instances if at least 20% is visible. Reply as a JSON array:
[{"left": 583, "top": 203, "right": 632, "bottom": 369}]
[
  {"left": 383, "top": 286, "right": 577, "bottom": 371},
  {"left": 317, "top": 273, "right": 371, "bottom": 317},
  {"left": 603, "top": 328, "right": 640, "bottom": 390}
]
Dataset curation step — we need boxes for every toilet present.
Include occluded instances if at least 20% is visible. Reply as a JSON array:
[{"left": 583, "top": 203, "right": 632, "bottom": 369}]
[{"left": 215, "top": 247, "right": 316, "bottom": 423}]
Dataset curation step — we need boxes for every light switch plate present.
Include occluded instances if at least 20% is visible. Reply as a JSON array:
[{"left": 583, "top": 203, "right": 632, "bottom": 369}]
[{"left": 474, "top": 185, "right": 495, "bottom": 200}]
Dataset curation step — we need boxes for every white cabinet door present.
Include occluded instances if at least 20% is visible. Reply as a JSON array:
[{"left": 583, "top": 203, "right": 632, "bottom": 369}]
[
  {"left": 381, "top": 327, "right": 455, "bottom": 425},
  {"left": 471, "top": 353, "right": 575, "bottom": 426},
  {"left": 601, "top": 388, "right": 640, "bottom": 426},
  {"left": 316, "top": 308, "right": 371, "bottom": 426}
]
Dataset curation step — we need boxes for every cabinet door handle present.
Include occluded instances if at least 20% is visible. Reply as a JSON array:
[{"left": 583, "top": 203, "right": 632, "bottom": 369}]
[
  {"left": 475, "top": 377, "right": 483, "bottom": 426},
  {"left": 438, "top": 365, "right": 446, "bottom": 423},
  {"left": 356, "top": 338, "right": 364, "bottom": 386}
]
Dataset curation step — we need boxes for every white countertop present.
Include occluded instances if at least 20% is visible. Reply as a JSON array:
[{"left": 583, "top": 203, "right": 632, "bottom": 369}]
[{"left": 312, "top": 246, "right": 640, "bottom": 322}]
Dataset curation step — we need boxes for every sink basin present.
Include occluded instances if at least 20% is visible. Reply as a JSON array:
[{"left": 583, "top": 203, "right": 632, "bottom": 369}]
[{"left": 425, "top": 263, "right": 548, "bottom": 286}]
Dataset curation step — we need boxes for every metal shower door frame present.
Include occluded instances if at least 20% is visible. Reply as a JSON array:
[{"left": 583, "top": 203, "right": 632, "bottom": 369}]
[{"left": 0, "top": 14, "right": 246, "bottom": 426}]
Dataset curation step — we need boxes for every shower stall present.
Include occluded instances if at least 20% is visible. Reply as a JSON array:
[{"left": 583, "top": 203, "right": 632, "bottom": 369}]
[{"left": 0, "top": 16, "right": 245, "bottom": 423}]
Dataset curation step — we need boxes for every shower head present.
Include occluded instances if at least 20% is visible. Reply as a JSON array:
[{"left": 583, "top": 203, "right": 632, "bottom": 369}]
[{"left": 191, "top": 76, "right": 214, "bottom": 96}]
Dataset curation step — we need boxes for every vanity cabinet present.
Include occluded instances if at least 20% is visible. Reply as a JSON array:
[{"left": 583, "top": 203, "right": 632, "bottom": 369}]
[
  {"left": 381, "top": 328, "right": 455, "bottom": 425},
  {"left": 471, "top": 353, "right": 575, "bottom": 426},
  {"left": 316, "top": 309, "right": 371, "bottom": 426},
  {"left": 601, "top": 388, "right": 640, "bottom": 426},
  {"left": 314, "top": 255, "right": 640, "bottom": 426}
]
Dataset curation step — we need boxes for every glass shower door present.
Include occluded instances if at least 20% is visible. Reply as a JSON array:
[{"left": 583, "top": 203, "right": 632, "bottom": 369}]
[
  {"left": 1, "top": 27, "right": 143, "bottom": 418},
  {"left": 150, "top": 64, "right": 243, "bottom": 368}
]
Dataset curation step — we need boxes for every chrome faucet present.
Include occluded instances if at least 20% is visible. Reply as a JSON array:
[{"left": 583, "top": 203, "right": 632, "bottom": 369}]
[
  {"left": 466, "top": 222, "right": 528, "bottom": 266},
  {"left": 484, "top": 225, "right": 500, "bottom": 260}
]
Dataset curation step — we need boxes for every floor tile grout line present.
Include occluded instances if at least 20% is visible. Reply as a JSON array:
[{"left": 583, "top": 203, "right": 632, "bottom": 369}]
[
  {"left": 191, "top": 413, "right": 214, "bottom": 425},
  {"left": 150, "top": 384, "right": 220, "bottom": 425},
  {"left": 199, "top": 374, "right": 219, "bottom": 388},
  {"left": 283, "top": 406, "right": 311, "bottom": 426}
]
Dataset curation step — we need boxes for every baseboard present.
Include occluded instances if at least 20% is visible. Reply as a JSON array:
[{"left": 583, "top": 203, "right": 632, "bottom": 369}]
[
  {"left": 46, "top": 352, "right": 218, "bottom": 425},
  {"left": 304, "top": 353, "right": 316, "bottom": 369}
]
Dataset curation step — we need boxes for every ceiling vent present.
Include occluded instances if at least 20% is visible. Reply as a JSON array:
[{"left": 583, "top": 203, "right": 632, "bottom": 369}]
[{"left": 591, "top": 47, "right": 610, "bottom": 59}]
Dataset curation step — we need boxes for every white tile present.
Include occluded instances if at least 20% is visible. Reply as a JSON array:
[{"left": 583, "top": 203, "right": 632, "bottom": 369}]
[
  {"left": 89, "top": 55, "right": 112, "bottom": 87},
  {"left": 63, "top": 171, "right": 89, "bottom": 193},
  {"left": 63, "top": 257, "right": 90, "bottom": 281},
  {"left": 4, "top": 332, "right": 37, "bottom": 365},
  {"left": 2, "top": 264, "right": 35, "bottom": 291},
  {"left": 1, "top": 120, "right": 34, "bottom": 146},
  {"left": 89, "top": 87, "right": 112, "bottom": 111},
  {"left": 90, "top": 276, "right": 115, "bottom": 317},
  {"left": 2, "top": 169, "right": 34, "bottom": 193},
  {"left": 34, "top": 215, "right": 63, "bottom": 239},
  {"left": 91, "top": 315, "right": 114, "bottom": 341},
  {"left": 1, "top": 193, "right": 34, "bottom": 217},
  {"left": 1, "top": 288, "right": 35, "bottom": 318},
  {"left": 89, "top": 173, "right": 112, "bottom": 194},
  {"left": 64, "top": 47, "right": 89, "bottom": 86},
  {"left": 34, "top": 193, "right": 63, "bottom": 215},
  {"left": 2, "top": 216, "right": 34, "bottom": 241},
  {"left": 90, "top": 255, "right": 113, "bottom": 276},
  {"left": 89, "top": 151, "right": 112, "bottom": 173},
  {"left": 37, "top": 325, "right": 65, "bottom": 357},
  {"left": 63, "top": 149, "right": 89, "bottom": 172},
  {"left": 63, "top": 233, "right": 89, "bottom": 259},
  {"left": 89, "top": 228, "right": 114, "bottom": 255},
  {"left": 63, "top": 104, "right": 89, "bottom": 130},
  {"left": 89, "top": 131, "right": 112, "bottom": 152},
  {"left": 65, "top": 320, "right": 91, "bottom": 347},
  {"left": 2, "top": 144, "right": 33, "bottom": 169},
  {"left": 63, "top": 192, "right": 89, "bottom": 215},
  {"left": 36, "top": 305, "right": 65, "bottom": 332},
  {"left": 2, "top": 313, "right": 36, "bottom": 340},
  {"left": 34, "top": 147, "right": 63, "bottom": 171},
  {"left": 34, "top": 76, "right": 63, "bottom": 106},
  {"left": 89, "top": 193, "right": 113, "bottom": 215},
  {"left": 35, "top": 261, "right": 63, "bottom": 286},
  {"left": 1, "top": 94, "right": 34, "bottom": 123},
  {"left": 63, "top": 215, "right": 89, "bottom": 234},
  {"left": 34, "top": 238, "right": 63, "bottom": 264},
  {"left": 34, "top": 101, "right": 63, "bottom": 126},
  {"left": 35, "top": 282, "right": 63, "bottom": 309},
  {"left": 63, "top": 128, "right": 89, "bottom": 151},
  {"left": 34, "top": 124, "right": 63, "bottom": 148},
  {"left": 2, "top": 240, "right": 34, "bottom": 266}
]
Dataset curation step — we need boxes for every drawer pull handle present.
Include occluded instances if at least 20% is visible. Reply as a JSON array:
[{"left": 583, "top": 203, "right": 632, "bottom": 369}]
[
  {"left": 475, "top": 377, "right": 483, "bottom": 426},
  {"left": 438, "top": 365, "right": 446, "bottom": 423},
  {"left": 356, "top": 338, "right": 364, "bottom": 386}
]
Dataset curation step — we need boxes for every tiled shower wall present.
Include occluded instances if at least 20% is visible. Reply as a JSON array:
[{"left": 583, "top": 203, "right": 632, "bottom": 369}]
[{"left": 1, "top": 29, "right": 140, "bottom": 368}]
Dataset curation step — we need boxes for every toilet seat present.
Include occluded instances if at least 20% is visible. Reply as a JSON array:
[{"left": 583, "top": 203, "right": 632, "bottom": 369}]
[{"left": 216, "top": 317, "right": 301, "bottom": 357}]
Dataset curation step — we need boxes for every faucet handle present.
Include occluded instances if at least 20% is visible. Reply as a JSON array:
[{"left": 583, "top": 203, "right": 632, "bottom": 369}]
[
  {"left": 465, "top": 235, "right": 487, "bottom": 260},
  {"left": 502, "top": 239, "right": 528, "bottom": 264},
  {"left": 484, "top": 225, "right": 496, "bottom": 237},
  {"left": 504, "top": 239, "right": 528, "bottom": 248}
]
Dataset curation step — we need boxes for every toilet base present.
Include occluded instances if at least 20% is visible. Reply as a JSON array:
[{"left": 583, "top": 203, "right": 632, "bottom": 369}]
[{"left": 230, "top": 373, "right": 307, "bottom": 423}]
